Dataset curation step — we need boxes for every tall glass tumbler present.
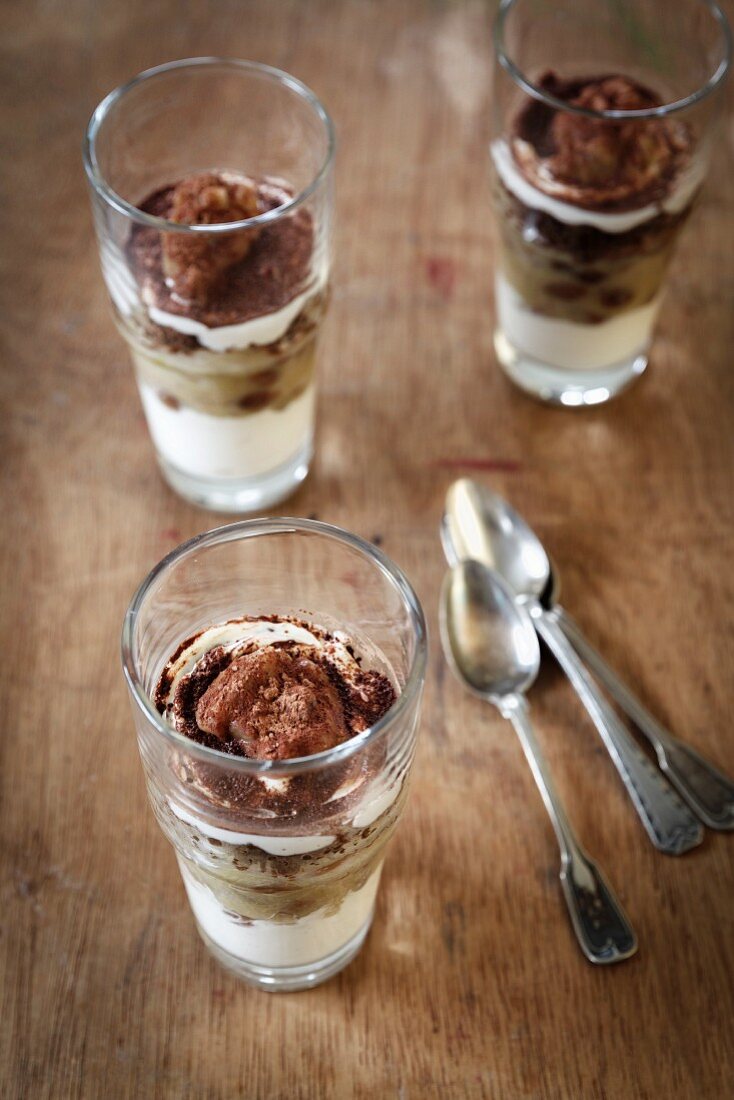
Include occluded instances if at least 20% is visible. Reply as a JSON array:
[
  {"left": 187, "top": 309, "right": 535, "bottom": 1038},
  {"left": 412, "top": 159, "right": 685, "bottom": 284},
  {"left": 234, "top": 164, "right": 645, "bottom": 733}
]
[
  {"left": 85, "top": 59, "right": 334, "bottom": 510},
  {"left": 121, "top": 519, "right": 427, "bottom": 991},
  {"left": 491, "top": 0, "right": 731, "bottom": 405}
]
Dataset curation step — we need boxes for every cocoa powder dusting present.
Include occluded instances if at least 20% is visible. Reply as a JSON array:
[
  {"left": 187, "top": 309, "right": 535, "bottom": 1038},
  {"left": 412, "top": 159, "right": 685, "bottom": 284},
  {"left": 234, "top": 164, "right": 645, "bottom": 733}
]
[
  {"left": 151, "top": 616, "right": 398, "bottom": 822},
  {"left": 127, "top": 175, "right": 314, "bottom": 344},
  {"left": 512, "top": 72, "right": 693, "bottom": 211},
  {"left": 196, "top": 647, "right": 352, "bottom": 759},
  {"left": 155, "top": 619, "right": 398, "bottom": 823},
  {"left": 161, "top": 173, "right": 262, "bottom": 304},
  {"left": 156, "top": 619, "right": 396, "bottom": 763}
]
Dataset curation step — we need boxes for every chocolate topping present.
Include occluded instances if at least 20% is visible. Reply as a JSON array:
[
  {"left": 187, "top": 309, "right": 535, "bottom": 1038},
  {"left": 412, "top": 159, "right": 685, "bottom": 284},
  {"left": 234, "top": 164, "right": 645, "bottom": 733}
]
[
  {"left": 156, "top": 617, "right": 396, "bottom": 762},
  {"left": 155, "top": 618, "right": 398, "bottom": 825},
  {"left": 161, "top": 173, "right": 261, "bottom": 304},
  {"left": 196, "top": 647, "right": 350, "bottom": 759},
  {"left": 127, "top": 175, "right": 314, "bottom": 335},
  {"left": 512, "top": 73, "right": 693, "bottom": 211}
]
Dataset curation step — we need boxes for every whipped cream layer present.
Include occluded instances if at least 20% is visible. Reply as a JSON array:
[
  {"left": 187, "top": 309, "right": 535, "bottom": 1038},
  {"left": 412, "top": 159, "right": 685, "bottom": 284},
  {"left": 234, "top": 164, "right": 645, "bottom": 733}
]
[
  {"left": 169, "top": 773, "right": 401, "bottom": 855},
  {"left": 146, "top": 284, "right": 315, "bottom": 352},
  {"left": 102, "top": 240, "right": 317, "bottom": 348},
  {"left": 492, "top": 139, "right": 704, "bottom": 233},
  {"left": 171, "top": 801, "right": 336, "bottom": 856}
]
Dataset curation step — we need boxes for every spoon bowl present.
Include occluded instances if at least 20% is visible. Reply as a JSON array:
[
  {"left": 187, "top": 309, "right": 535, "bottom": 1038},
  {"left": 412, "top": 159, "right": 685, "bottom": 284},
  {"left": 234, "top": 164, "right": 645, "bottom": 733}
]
[
  {"left": 440, "top": 560, "right": 540, "bottom": 701},
  {"left": 443, "top": 479, "right": 550, "bottom": 600}
]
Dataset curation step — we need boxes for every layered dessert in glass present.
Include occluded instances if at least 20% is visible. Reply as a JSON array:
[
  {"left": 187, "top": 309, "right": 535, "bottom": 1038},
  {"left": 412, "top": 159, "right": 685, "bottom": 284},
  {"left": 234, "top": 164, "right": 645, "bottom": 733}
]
[
  {"left": 154, "top": 614, "right": 401, "bottom": 974},
  {"left": 85, "top": 59, "right": 333, "bottom": 510},
  {"left": 122, "top": 520, "right": 426, "bottom": 991},
  {"left": 126, "top": 173, "right": 327, "bottom": 495},
  {"left": 491, "top": 0, "right": 730, "bottom": 404}
]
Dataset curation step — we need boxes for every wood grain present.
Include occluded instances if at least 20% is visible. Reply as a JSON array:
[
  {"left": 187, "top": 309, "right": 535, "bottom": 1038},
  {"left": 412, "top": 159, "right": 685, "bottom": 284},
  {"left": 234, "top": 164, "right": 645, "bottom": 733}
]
[{"left": 2, "top": 2, "right": 733, "bottom": 1097}]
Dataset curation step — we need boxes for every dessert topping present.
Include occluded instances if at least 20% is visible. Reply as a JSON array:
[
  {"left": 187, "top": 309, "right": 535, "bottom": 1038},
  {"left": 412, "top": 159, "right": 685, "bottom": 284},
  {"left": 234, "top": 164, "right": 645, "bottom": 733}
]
[
  {"left": 155, "top": 617, "right": 398, "bottom": 820},
  {"left": 128, "top": 178, "right": 315, "bottom": 333},
  {"left": 157, "top": 617, "right": 397, "bottom": 762},
  {"left": 196, "top": 646, "right": 350, "bottom": 759},
  {"left": 512, "top": 73, "right": 692, "bottom": 211},
  {"left": 162, "top": 173, "right": 261, "bottom": 303}
]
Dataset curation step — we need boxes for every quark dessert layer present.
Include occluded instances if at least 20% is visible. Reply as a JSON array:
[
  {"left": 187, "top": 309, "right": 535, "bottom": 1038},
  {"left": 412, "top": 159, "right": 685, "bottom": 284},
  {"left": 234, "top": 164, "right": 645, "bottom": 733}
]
[
  {"left": 496, "top": 274, "right": 660, "bottom": 371},
  {"left": 180, "top": 857, "right": 383, "bottom": 968},
  {"left": 491, "top": 73, "right": 699, "bottom": 361},
  {"left": 139, "top": 380, "right": 315, "bottom": 480},
  {"left": 104, "top": 171, "right": 329, "bottom": 486}
]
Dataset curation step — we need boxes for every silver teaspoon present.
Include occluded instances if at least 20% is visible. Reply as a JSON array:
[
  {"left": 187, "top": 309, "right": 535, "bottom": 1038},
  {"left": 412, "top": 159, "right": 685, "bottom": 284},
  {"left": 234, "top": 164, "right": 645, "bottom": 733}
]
[
  {"left": 440, "top": 560, "right": 637, "bottom": 964},
  {"left": 446, "top": 480, "right": 734, "bottom": 831},
  {"left": 442, "top": 479, "right": 706, "bottom": 852}
]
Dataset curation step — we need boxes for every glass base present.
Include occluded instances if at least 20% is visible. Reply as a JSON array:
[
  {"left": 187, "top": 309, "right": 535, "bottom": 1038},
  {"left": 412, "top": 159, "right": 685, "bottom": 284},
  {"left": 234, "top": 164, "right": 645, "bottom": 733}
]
[
  {"left": 157, "top": 439, "right": 312, "bottom": 513},
  {"left": 494, "top": 329, "right": 648, "bottom": 406},
  {"left": 194, "top": 909, "right": 374, "bottom": 991}
]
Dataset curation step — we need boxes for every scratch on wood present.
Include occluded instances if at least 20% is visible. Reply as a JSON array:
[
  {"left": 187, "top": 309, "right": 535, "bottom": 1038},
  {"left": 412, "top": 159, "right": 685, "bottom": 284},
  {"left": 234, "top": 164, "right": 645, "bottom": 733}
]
[
  {"left": 441, "top": 899, "right": 467, "bottom": 957},
  {"left": 122, "top": 915, "right": 156, "bottom": 988},
  {"left": 435, "top": 458, "right": 521, "bottom": 473}
]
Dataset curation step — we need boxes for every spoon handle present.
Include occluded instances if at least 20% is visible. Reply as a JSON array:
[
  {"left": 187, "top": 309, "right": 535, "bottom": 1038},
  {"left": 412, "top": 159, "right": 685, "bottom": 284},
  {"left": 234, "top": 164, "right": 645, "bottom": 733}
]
[
  {"left": 557, "top": 608, "right": 734, "bottom": 830},
  {"left": 533, "top": 609, "right": 703, "bottom": 855},
  {"left": 504, "top": 698, "right": 637, "bottom": 964}
]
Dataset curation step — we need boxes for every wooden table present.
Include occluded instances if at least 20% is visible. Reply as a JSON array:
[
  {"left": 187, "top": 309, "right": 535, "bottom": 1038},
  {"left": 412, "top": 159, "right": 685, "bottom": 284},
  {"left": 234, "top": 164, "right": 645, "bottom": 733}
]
[{"left": 4, "top": 2, "right": 734, "bottom": 1096}]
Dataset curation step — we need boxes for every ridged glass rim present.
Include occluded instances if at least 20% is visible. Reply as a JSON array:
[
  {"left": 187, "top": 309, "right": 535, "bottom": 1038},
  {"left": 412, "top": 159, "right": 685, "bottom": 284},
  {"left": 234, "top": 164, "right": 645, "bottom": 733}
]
[
  {"left": 121, "top": 518, "right": 427, "bottom": 776},
  {"left": 83, "top": 57, "right": 336, "bottom": 234},
  {"left": 494, "top": 0, "right": 732, "bottom": 119}
]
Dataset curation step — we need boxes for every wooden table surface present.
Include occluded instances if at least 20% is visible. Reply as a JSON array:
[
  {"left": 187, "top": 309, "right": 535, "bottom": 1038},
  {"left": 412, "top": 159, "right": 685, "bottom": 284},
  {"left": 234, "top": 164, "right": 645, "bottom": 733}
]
[{"left": 3, "top": 2, "right": 734, "bottom": 1097}]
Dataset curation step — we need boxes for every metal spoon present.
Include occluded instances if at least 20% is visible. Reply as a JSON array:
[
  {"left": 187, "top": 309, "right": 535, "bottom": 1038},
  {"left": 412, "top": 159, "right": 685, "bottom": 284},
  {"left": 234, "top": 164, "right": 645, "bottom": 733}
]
[
  {"left": 443, "top": 479, "right": 706, "bottom": 852},
  {"left": 440, "top": 559, "right": 637, "bottom": 964}
]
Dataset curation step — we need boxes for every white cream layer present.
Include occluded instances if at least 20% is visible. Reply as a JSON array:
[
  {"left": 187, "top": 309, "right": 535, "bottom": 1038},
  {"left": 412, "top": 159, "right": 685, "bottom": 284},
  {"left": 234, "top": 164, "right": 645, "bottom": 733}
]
[
  {"left": 139, "top": 381, "right": 314, "bottom": 480},
  {"left": 179, "top": 858, "right": 382, "bottom": 968},
  {"left": 491, "top": 139, "right": 704, "bottom": 233},
  {"left": 146, "top": 287, "right": 313, "bottom": 352},
  {"left": 171, "top": 802, "right": 336, "bottom": 856},
  {"left": 496, "top": 274, "right": 659, "bottom": 371},
  {"left": 170, "top": 773, "right": 400, "bottom": 856}
]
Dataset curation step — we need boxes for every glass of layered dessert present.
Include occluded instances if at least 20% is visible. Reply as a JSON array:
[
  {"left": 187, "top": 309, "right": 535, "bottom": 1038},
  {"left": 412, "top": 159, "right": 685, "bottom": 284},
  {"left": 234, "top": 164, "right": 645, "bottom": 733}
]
[
  {"left": 491, "top": 0, "right": 730, "bottom": 405},
  {"left": 84, "top": 59, "right": 333, "bottom": 510},
  {"left": 121, "top": 519, "right": 426, "bottom": 991}
]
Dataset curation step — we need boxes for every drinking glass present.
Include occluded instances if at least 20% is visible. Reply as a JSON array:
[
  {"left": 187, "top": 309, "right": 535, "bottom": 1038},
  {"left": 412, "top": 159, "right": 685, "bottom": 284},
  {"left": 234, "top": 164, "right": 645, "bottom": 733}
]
[
  {"left": 491, "top": 0, "right": 731, "bottom": 405},
  {"left": 85, "top": 59, "right": 334, "bottom": 509},
  {"left": 121, "top": 519, "right": 427, "bottom": 991}
]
